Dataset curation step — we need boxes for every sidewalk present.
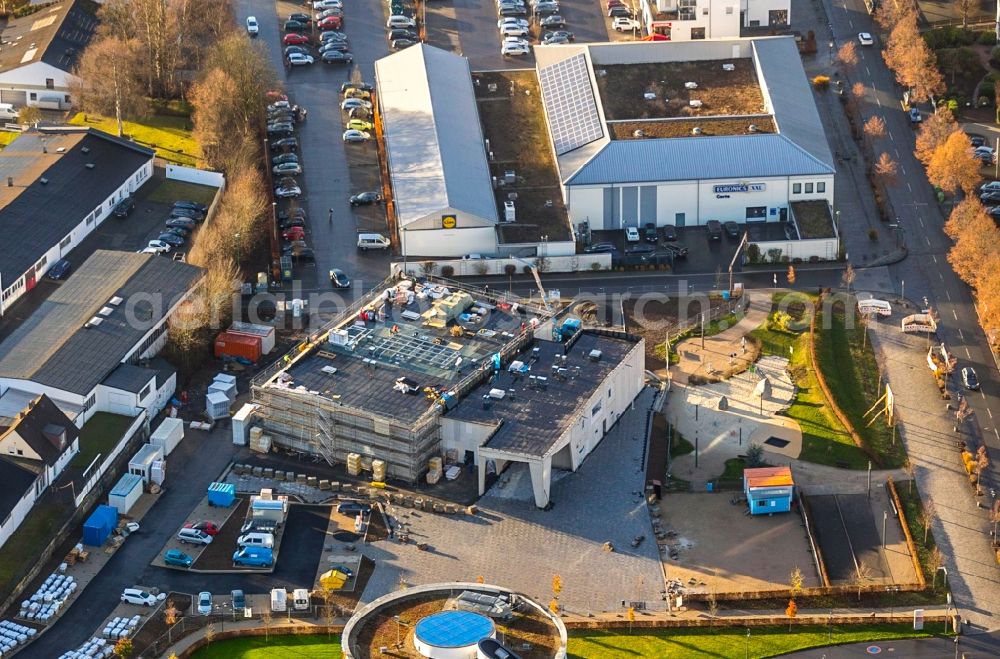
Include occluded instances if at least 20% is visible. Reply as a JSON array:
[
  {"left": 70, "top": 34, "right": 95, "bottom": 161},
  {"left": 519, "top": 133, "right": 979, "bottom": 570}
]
[{"left": 667, "top": 290, "right": 771, "bottom": 385}]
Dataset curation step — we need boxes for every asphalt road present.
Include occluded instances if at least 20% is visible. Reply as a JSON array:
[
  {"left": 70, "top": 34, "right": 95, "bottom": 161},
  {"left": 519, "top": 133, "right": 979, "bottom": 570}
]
[
  {"left": 824, "top": 0, "right": 1000, "bottom": 631},
  {"left": 779, "top": 631, "right": 1000, "bottom": 658}
]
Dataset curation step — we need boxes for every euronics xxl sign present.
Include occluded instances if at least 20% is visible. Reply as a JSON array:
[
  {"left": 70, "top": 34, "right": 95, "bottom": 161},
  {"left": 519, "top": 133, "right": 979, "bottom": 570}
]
[{"left": 713, "top": 183, "right": 766, "bottom": 193}]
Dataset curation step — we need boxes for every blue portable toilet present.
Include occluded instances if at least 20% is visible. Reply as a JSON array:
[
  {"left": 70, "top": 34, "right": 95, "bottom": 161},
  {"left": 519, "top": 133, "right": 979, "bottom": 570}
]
[
  {"left": 207, "top": 482, "right": 236, "bottom": 507},
  {"left": 82, "top": 505, "right": 118, "bottom": 546}
]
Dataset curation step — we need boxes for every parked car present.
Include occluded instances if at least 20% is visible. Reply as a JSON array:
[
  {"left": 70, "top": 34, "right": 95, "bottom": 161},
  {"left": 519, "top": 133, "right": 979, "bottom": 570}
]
[
  {"left": 347, "top": 119, "right": 374, "bottom": 131},
  {"left": 662, "top": 224, "right": 677, "bottom": 241},
  {"left": 177, "top": 527, "right": 212, "bottom": 544},
  {"left": 145, "top": 240, "right": 171, "bottom": 254},
  {"left": 157, "top": 233, "right": 185, "bottom": 247},
  {"left": 319, "top": 40, "right": 350, "bottom": 53},
  {"left": 969, "top": 135, "right": 987, "bottom": 148},
  {"left": 315, "top": 7, "right": 344, "bottom": 20},
  {"left": 288, "top": 52, "right": 315, "bottom": 66},
  {"left": 705, "top": 220, "right": 722, "bottom": 240},
  {"left": 233, "top": 547, "right": 273, "bottom": 567},
  {"left": 386, "top": 15, "right": 417, "bottom": 28},
  {"left": 46, "top": 259, "right": 72, "bottom": 280},
  {"left": 112, "top": 196, "right": 135, "bottom": 218},
  {"left": 979, "top": 180, "right": 1000, "bottom": 193},
  {"left": 283, "top": 33, "right": 309, "bottom": 45},
  {"left": 392, "top": 38, "right": 417, "bottom": 49},
  {"left": 640, "top": 223, "right": 657, "bottom": 243},
  {"left": 197, "top": 592, "right": 213, "bottom": 616},
  {"left": 607, "top": 6, "right": 632, "bottom": 17},
  {"left": 988, "top": 206, "right": 1000, "bottom": 218},
  {"left": 498, "top": 4, "right": 527, "bottom": 15},
  {"left": 318, "top": 15, "right": 342, "bottom": 29},
  {"left": 246, "top": 16, "right": 259, "bottom": 36},
  {"left": 962, "top": 366, "right": 980, "bottom": 390},
  {"left": 283, "top": 227, "right": 306, "bottom": 241},
  {"left": 723, "top": 221, "right": 741, "bottom": 239},
  {"left": 163, "top": 227, "right": 190, "bottom": 239},
  {"left": 857, "top": 32, "right": 874, "bottom": 46},
  {"left": 231, "top": 590, "right": 246, "bottom": 613},
  {"left": 539, "top": 14, "right": 565, "bottom": 28},
  {"left": 908, "top": 107, "right": 922, "bottom": 124},
  {"left": 542, "top": 30, "right": 574, "bottom": 42},
  {"left": 502, "top": 41, "right": 530, "bottom": 56},
  {"left": 275, "top": 182, "right": 302, "bottom": 198},
  {"left": 322, "top": 50, "right": 354, "bottom": 64},
  {"left": 163, "top": 549, "right": 193, "bottom": 567},
  {"left": 341, "top": 98, "right": 372, "bottom": 110},
  {"left": 184, "top": 521, "right": 220, "bottom": 536},
  {"left": 284, "top": 45, "right": 312, "bottom": 58},
  {"left": 280, "top": 217, "right": 306, "bottom": 230},
  {"left": 288, "top": 12, "right": 311, "bottom": 23},
  {"left": 980, "top": 191, "right": 1000, "bottom": 204},
  {"left": 321, "top": 31, "right": 349, "bottom": 44},
  {"left": 584, "top": 242, "right": 617, "bottom": 254},
  {"left": 283, "top": 20, "right": 308, "bottom": 32},
  {"left": 267, "top": 122, "right": 295, "bottom": 136},
  {"left": 534, "top": 1, "right": 560, "bottom": 14},
  {"left": 170, "top": 207, "right": 205, "bottom": 222},
  {"left": 165, "top": 217, "right": 197, "bottom": 230},
  {"left": 498, "top": 17, "right": 529, "bottom": 30},
  {"left": 542, "top": 32, "right": 571, "bottom": 44},
  {"left": 314, "top": 0, "right": 342, "bottom": 7},
  {"left": 613, "top": 16, "right": 640, "bottom": 30},
  {"left": 344, "top": 88, "right": 371, "bottom": 100},
  {"left": 329, "top": 268, "right": 351, "bottom": 288},
  {"left": 388, "top": 28, "right": 418, "bottom": 41},
  {"left": 624, "top": 226, "right": 640, "bottom": 242},
  {"left": 174, "top": 200, "right": 208, "bottom": 213},
  {"left": 338, "top": 501, "right": 372, "bottom": 515},
  {"left": 350, "top": 191, "right": 382, "bottom": 206},
  {"left": 274, "top": 162, "right": 303, "bottom": 176},
  {"left": 122, "top": 588, "right": 157, "bottom": 606},
  {"left": 342, "top": 129, "right": 371, "bottom": 143},
  {"left": 626, "top": 244, "right": 655, "bottom": 255},
  {"left": 341, "top": 81, "right": 374, "bottom": 93},
  {"left": 272, "top": 152, "right": 299, "bottom": 166},
  {"left": 271, "top": 137, "right": 299, "bottom": 151}
]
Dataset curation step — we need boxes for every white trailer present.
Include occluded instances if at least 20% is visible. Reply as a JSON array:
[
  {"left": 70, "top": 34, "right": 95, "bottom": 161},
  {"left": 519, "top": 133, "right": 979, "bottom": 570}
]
[
  {"left": 232, "top": 404, "right": 258, "bottom": 446},
  {"left": 270, "top": 588, "right": 287, "bottom": 612},
  {"left": 149, "top": 417, "right": 184, "bottom": 455}
]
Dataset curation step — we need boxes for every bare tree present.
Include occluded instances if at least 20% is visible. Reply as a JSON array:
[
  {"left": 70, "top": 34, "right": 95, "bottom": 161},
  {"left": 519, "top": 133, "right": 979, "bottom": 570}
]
[
  {"left": 929, "top": 547, "right": 945, "bottom": 588},
  {"left": 260, "top": 610, "right": 273, "bottom": 642},
  {"left": 789, "top": 567, "right": 804, "bottom": 597},
  {"left": 705, "top": 591, "right": 718, "bottom": 626},
  {"left": 852, "top": 561, "right": 875, "bottom": 600},
  {"left": 958, "top": 0, "right": 973, "bottom": 29},
  {"left": 917, "top": 499, "right": 936, "bottom": 545},
  {"left": 842, "top": 264, "right": 856, "bottom": 292},
  {"left": 71, "top": 37, "right": 147, "bottom": 136}
]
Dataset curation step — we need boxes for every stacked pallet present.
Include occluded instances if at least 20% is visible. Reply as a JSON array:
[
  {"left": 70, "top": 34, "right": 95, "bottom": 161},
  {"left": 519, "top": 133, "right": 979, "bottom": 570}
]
[
  {"left": 372, "top": 459, "right": 386, "bottom": 482},
  {"left": 426, "top": 456, "right": 443, "bottom": 485},
  {"left": 347, "top": 453, "right": 362, "bottom": 476}
]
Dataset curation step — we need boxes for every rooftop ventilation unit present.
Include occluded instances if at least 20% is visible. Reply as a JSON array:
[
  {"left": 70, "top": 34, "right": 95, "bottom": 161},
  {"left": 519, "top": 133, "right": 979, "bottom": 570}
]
[
  {"left": 98, "top": 306, "right": 114, "bottom": 317},
  {"left": 504, "top": 170, "right": 516, "bottom": 185},
  {"left": 633, "top": 129, "right": 645, "bottom": 138},
  {"left": 748, "top": 124, "right": 758, "bottom": 133},
  {"left": 691, "top": 127, "right": 702, "bottom": 135},
  {"left": 689, "top": 100, "right": 703, "bottom": 108},
  {"left": 55, "top": 147, "right": 65, "bottom": 153},
  {"left": 81, "top": 147, "right": 90, "bottom": 154},
  {"left": 109, "top": 296, "right": 123, "bottom": 306},
  {"left": 504, "top": 201, "right": 516, "bottom": 223},
  {"left": 684, "top": 82, "right": 698, "bottom": 89},
  {"left": 84, "top": 317, "right": 103, "bottom": 328},
  {"left": 588, "top": 349, "right": 602, "bottom": 362},
  {"left": 489, "top": 388, "right": 506, "bottom": 399},
  {"left": 722, "top": 63, "right": 735, "bottom": 71},
  {"left": 643, "top": 92, "right": 656, "bottom": 100},
  {"left": 85, "top": 163, "right": 95, "bottom": 169},
  {"left": 39, "top": 177, "right": 48, "bottom": 184}
]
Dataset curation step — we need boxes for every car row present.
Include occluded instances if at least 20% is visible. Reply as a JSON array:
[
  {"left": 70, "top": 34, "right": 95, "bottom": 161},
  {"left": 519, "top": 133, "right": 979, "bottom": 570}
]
[{"left": 138, "top": 200, "right": 207, "bottom": 256}]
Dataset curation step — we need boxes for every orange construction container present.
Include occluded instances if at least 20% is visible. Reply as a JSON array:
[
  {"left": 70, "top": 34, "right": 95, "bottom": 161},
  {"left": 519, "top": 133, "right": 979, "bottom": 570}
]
[{"left": 214, "top": 331, "right": 262, "bottom": 362}]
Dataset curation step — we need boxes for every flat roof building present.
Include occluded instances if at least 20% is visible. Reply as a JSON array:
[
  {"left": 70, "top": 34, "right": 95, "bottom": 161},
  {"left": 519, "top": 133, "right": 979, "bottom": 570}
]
[{"left": 252, "top": 276, "right": 645, "bottom": 505}]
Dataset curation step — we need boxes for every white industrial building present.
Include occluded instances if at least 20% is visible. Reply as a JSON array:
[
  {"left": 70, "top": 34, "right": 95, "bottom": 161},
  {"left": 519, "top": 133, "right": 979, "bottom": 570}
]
[
  {"left": 533, "top": 37, "right": 838, "bottom": 259},
  {"left": 0, "top": 0, "right": 98, "bottom": 109},
  {"left": 643, "top": 0, "right": 791, "bottom": 41},
  {"left": 374, "top": 44, "right": 500, "bottom": 258},
  {"left": 0, "top": 250, "right": 203, "bottom": 429}
]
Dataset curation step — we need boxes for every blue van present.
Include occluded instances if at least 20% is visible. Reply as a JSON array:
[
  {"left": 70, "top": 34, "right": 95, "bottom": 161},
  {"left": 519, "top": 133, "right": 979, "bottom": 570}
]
[{"left": 233, "top": 546, "right": 273, "bottom": 567}]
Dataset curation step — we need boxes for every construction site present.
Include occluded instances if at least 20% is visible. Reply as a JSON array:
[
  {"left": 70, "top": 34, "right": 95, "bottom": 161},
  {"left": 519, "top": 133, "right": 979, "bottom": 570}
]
[{"left": 250, "top": 275, "right": 556, "bottom": 484}]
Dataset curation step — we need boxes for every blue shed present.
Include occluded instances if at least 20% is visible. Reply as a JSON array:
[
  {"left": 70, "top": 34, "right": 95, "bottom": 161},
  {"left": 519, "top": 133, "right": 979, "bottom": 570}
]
[
  {"left": 207, "top": 482, "right": 236, "bottom": 507},
  {"left": 82, "top": 505, "right": 118, "bottom": 546},
  {"left": 743, "top": 466, "right": 794, "bottom": 515}
]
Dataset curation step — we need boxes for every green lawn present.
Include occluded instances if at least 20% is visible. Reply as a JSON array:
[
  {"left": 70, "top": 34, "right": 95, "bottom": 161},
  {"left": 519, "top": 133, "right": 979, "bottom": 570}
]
[
  {"left": 0, "top": 501, "right": 66, "bottom": 601},
  {"left": 813, "top": 305, "right": 905, "bottom": 468},
  {"left": 748, "top": 295, "right": 871, "bottom": 469},
  {"left": 71, "top": 412, "right": 136, "bottom": 470},
  {"left": 190, "top": 634, "right": 341, "bottom": 658},
  {"left": 68, "top": 112, "right": 201, "bottom": 167},
  {"left": 144, "top": 178, "right": 219, "bottom": 206},
  {"left": 567, "top": 624, "right": 932, "bottom": 658},
  {"left": 895, "top": 480, "right": 943, "bottom": 586}
]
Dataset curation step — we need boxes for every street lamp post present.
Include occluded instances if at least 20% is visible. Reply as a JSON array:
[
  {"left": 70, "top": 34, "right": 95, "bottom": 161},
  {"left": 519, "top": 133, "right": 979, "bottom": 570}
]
[
  {"left": 882, "top": 510, "right": 888, "bottom": 548},
  {"left": 829, "top": 40, "right": 834, "bottom": 63},
  {"left": 745, "top": 628, "right": 750, "bottom": 659},
  {"left": 886, "top": 586, "right": 899, "bottom": 620}
]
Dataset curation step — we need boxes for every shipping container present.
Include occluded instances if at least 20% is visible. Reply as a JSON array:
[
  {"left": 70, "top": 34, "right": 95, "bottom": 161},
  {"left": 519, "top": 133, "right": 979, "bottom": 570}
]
[
  {"left": 229, "top": 322, "right": 276, "bottom": 354},
  {"left": 83, "top": 505, "right": 118, "bottom": 547},
  {"left": 214, "top": 331, "right": 262, "bottom": 362},
  {"left": 108, "top": 473, "right": 143, "bottom": 514},
  {"left": 129, "top": 444, "right": 165, "bottom": 484},
  {"left": 149, "top": 417, "right": 184, "bottom": 455},
  {"left": 208, "top": 481, "right": 236, "bottom": 507}
]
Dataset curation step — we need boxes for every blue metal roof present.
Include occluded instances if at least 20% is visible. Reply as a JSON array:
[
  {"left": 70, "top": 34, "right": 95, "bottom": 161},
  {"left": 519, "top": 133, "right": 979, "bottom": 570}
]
[
  {"left": 415, "top": 611, "right": 494, "bottom": 648},
  {"left": 565, "top": 134, "right": 834, "bottom": 186}
]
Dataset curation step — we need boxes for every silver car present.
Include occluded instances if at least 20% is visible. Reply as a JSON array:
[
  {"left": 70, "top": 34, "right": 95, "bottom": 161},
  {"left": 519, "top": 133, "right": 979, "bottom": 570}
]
[{"left": 343, "top": 129, "right": 371, "bottom": 143}]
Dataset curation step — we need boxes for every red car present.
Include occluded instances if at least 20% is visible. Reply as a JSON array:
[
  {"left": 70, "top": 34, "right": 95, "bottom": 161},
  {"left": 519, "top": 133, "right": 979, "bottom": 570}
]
[
  {"left": 283, "top": 227, "right": 305, "bottom": 241},
  {"left": 283, "top": 33, "right": 310, "bottom": 45},
  {"left": 183, "top": 521, "right": 220, "bottom": 536},
  {"left": 318, "top": 15, "right": 342, "bottom": 30}
]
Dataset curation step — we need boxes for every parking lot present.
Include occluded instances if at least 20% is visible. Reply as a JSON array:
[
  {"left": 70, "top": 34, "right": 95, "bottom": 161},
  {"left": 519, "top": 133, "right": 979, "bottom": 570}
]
[{"left": 590, "top": 224, "right": 747, "bottom": 274}]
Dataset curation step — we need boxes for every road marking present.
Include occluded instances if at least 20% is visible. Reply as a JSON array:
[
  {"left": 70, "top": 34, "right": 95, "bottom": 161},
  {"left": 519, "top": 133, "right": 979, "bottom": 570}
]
[
  {"left": 849, "top": 19, "right": 854, "bottom": 28},
  {"left": 965, "top": 347, "right": 971, "bottom": 357},
  {"left": 932, "top": 254, "right": 937, "bottom": 263},
  {"left": 907, "top": 182, "right": 912, "bottom": 191},
  {"left": 926, "top": 235, "right": 932, "bottom": 246},
  {"left": 900, "top": 165, "right": 906, "bottom": 175},
  {"left": 866, "top": 66, "right": 872, "bottom": 77},
  {"left": 919, "top": 217, "right": 925, "bottom": 228},
  {"left": 953, "top": 309, "right": 958, "bottom": 320},
  {"left": 946, "top": 290, "right": 952, "bottom": 301},
  {"left": 988, "top": 408, "right": 993, "bottom": 419},
  {"left": 889, "top": 131, "right": 895, "bottom": 142},
  {"left": 994, "top": 428, "right": 998, "bottom": 441},
  {"left": 939, "top": 272, "right": 945, "bottom": 280},
  {"left": 958, "top": 328, "right": 964, "bottom": 340},
  {"left": 875, "top": 96, "right": 881, "bottom": 107}
]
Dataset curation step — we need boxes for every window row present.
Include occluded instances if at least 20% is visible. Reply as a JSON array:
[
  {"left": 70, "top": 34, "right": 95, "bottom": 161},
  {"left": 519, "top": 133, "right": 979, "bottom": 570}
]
[{"left": 791, "top": 181, "right": 827, "bottom": 195}]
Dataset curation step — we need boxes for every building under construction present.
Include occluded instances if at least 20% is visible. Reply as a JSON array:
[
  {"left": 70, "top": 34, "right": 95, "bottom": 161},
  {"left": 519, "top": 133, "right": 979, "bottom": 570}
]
[{"left": 251, "top": 275, "right": 553, "bottom": 482}]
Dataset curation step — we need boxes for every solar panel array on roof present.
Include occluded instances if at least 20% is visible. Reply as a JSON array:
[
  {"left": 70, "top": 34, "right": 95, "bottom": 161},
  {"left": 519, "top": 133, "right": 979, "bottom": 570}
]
[{"left": 538, "top": 53, "right": 604, "bottom": 155}]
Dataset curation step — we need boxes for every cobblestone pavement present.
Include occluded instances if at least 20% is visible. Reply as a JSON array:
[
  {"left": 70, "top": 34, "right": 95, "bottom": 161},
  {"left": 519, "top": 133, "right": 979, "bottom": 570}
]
[
  {"left": 869, "top": 313, "right": 1000, "bottom": 628},
  {"left": 358, "top": 388, "right": 666, "bottom": 615}
]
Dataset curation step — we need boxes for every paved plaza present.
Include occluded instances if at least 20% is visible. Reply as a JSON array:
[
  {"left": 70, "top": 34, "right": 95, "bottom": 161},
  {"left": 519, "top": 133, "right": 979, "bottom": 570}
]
[{"left": 358, "top": 388, "right": 666, "bottom": 614}]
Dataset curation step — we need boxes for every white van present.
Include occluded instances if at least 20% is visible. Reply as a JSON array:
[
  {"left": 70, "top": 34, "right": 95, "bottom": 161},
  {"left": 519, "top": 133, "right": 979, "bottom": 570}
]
[
  {"left": 292, "top": 588, "right": 310, "bottom": 610},
  {"left": 0, "top": 103, "right": 18, "bottom": 122},
  {"left": 270, "top": 588, "right": 287, "bottom": 612},
  {"left": 237, "top": 531, "right": 275, "bottom": 549},
  {"left": 357, "top": 233, "right": 390, "bottom": 251}
]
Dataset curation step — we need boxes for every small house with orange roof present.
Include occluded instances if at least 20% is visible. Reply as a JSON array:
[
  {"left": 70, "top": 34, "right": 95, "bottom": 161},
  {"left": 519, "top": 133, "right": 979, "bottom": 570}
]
[{"left": 743, "top": 466, "right": 794, "bottom": 515}]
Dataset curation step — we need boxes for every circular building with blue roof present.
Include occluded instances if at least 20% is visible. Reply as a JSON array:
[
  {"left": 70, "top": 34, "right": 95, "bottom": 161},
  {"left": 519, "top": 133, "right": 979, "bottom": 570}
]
[{"left": 413, "top": 610, "right": 495, "bottom": 658}]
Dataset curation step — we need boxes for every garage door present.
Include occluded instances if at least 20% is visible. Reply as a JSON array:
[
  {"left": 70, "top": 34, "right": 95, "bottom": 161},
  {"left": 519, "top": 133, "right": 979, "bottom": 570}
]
[
  {"left": 0, "top": 90, "right": 26, "bottom": 107},
  {"left": 107, "top": 392, "right": 134, "bottom": 415}
]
